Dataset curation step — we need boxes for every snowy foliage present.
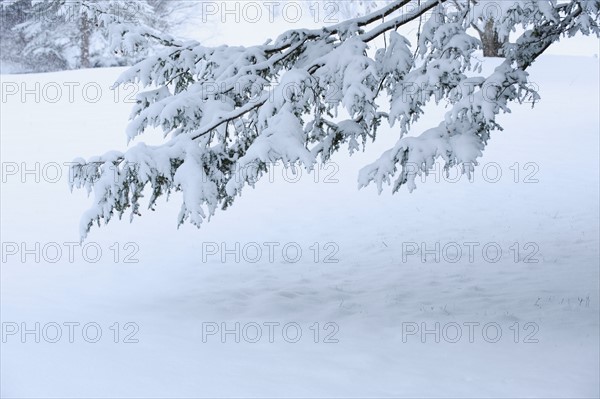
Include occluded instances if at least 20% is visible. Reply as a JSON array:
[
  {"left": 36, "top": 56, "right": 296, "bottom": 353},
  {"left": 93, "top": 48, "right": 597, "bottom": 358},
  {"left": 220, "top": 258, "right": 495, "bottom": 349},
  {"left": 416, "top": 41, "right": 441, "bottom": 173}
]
[
  {"left": 1, "top": 0, "right": 181, "bottom": 72},
  {"left": 0, "top": 0, "right": 33, "bottom": 71},
  {"left": 70, "top": 0, "right": 600, "bottom": 239}
]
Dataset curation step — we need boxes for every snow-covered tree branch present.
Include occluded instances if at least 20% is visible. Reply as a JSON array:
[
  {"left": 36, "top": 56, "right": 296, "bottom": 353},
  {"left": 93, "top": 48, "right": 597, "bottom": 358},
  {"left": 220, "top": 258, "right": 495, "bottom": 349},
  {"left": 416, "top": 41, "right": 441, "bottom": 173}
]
[{"left": 70, "top": 0, "right": 600, "bottom": 239}]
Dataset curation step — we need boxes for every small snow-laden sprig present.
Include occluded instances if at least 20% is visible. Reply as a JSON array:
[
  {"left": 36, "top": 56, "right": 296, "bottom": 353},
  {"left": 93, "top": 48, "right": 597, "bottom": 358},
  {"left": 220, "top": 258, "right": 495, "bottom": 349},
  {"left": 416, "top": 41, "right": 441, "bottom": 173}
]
[
  {"left": 359, "top": 0, "right": 597, "bottom": 195},
  {"left": 358, "top": 64, "right": 528, "bottom": 193},
  {"left": 73, "top": 0, "right": 599, "bottom": 239},
  {"left": 387, "top": 6, "right": 482, "bottom": 136},
  {"left": 69, "top": 138, "right": 239, "bottom": 240}
]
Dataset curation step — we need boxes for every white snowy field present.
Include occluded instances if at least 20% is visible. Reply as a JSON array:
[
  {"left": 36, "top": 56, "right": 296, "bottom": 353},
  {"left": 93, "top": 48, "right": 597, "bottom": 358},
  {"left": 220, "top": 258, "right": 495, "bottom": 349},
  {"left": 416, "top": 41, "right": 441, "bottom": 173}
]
[{"left": 1, "top": 50, "right": 599, "bottom": 398}]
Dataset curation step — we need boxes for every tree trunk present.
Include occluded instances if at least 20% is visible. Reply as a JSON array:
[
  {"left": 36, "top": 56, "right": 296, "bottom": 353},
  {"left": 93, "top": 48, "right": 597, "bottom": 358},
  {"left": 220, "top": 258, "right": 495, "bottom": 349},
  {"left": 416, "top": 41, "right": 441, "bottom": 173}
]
[
  {"left": 80, "top": 13, "right": 91, "bottom": 68},
  {"left": 480, "top": 18, "right": 504, "bottom": 57}
]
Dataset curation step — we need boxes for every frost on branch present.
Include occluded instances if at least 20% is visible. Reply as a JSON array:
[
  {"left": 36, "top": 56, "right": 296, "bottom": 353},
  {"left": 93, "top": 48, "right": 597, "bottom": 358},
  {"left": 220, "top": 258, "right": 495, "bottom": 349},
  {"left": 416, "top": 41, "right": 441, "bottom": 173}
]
[{"left": 71, "top": 0, "right": 600, "bottom": 239}]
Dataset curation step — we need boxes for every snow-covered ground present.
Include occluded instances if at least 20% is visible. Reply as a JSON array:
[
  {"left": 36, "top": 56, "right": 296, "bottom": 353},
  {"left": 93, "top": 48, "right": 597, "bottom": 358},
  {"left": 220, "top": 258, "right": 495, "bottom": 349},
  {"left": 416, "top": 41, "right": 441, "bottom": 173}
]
[{"left": 1, "top": 33, "right": 599, "bottom": 399}]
